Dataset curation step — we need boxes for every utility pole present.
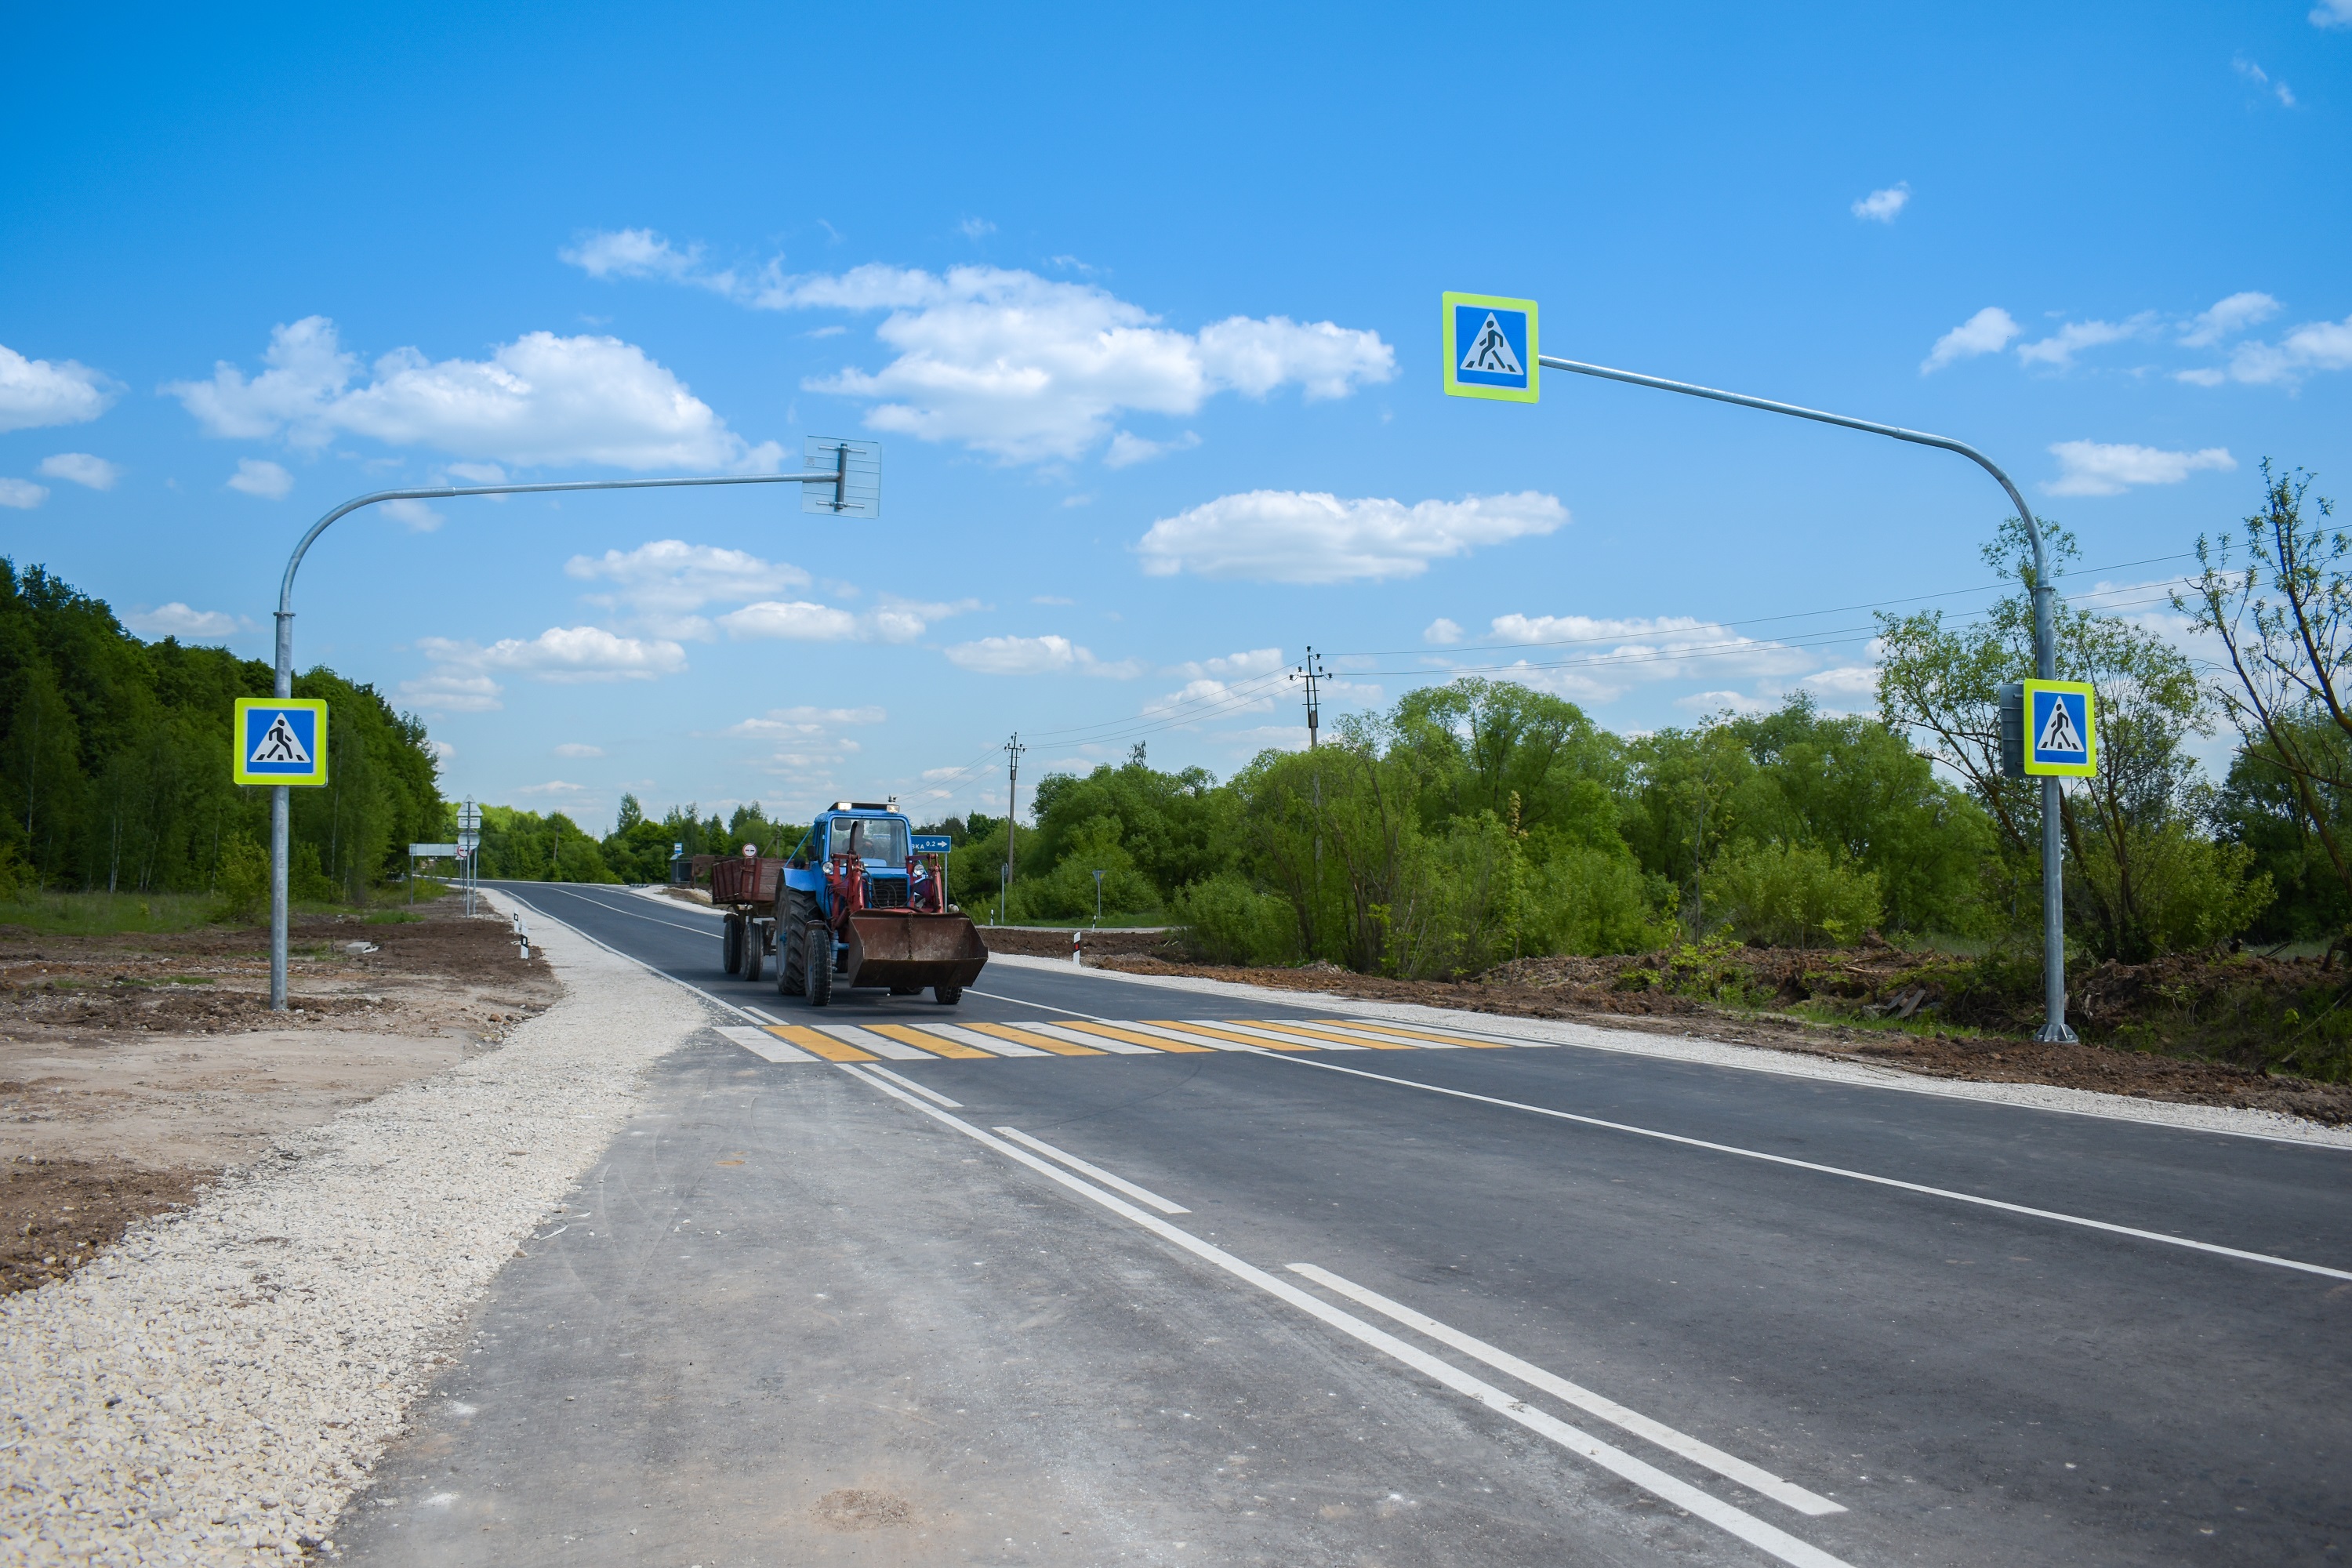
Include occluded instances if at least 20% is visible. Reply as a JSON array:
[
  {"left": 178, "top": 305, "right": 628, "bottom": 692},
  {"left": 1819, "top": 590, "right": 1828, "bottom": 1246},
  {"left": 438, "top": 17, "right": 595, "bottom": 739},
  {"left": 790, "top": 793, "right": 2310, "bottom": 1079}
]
[
  {"left": 1290, "top": 646, "right": 1327, "bottom": 748},
  {"left": 1003, "top": 733, "right": 1026, "bottom": 887}
]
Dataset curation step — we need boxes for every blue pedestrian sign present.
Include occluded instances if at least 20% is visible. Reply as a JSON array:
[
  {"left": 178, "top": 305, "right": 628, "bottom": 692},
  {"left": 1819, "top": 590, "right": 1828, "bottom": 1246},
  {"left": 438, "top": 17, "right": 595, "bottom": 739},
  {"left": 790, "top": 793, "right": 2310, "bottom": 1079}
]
[
  {"left": 232, "top": 697, "right": 329, "bottom": 786},
  {"left": 2022, "top": 679, "right": 2096, "bottom": 777},
  {"left": 1443, "top": 292, "right": 1539, "bottom": 403}
]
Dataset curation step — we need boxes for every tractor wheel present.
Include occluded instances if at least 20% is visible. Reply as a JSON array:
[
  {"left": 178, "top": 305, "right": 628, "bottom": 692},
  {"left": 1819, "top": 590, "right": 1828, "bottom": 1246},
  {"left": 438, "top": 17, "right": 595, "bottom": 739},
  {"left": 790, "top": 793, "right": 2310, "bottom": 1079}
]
[
  {"left": 743, "top": 920, "right": 765, "bottom": 983},
  {"left": 805, "top": 920, "right": 834, "bottom": 1007},
  {"left": 721, "top": 914, "right": 744, "bottom": 976},
  {"left": 778, "top": 920, "right": 804, "bottom": 994},
  {"left": 931, "top": 983, "right": 963, "bottom": 1006}
]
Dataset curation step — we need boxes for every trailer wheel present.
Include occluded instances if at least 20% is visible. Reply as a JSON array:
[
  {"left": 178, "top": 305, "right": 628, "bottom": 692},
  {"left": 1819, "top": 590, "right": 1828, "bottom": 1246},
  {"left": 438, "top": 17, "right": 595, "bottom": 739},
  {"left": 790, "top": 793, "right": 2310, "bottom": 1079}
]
[
  {"left": 931, "top": 983, "right": 962, "bottom": 1006},
  {"left": 721, "top": 914, "right": 744, "bottom": 976},
  {"left": 805, "top": 920, "right": 834, "bottom": 1007},
  {"left": 743, "top": 919, "right": 765, "bottom": 983}
]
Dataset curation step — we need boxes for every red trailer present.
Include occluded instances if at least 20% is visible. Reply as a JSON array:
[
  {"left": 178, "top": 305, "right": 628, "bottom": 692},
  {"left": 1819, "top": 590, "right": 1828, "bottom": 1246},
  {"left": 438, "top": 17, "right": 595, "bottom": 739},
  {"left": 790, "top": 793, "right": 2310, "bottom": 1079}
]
[{"left": 710, "top": 850, "right": 789, "bottom": 982}]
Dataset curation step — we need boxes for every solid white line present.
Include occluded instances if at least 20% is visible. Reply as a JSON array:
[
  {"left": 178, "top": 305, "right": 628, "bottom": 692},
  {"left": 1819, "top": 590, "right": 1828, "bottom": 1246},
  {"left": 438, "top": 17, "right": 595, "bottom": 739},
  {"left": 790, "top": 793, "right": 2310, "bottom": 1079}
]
[
  {"left": 864, "top": 1064, "right": 961, "bottom": 1108},
  {"left": 834, "top": 1065, "right": 1853, "bottom": 1568},
  {"left": 1020, "top": 1021, "right": 1159, "bottom": 1054},
  {"left": 714, "top": 1025, "right": 818, "bottom": 1064},
  {"left": 1287, "top": 1263, "right": 1842, "bottom": 1515},
  {"left": 522, "top": 883, "right": 727, "bottom": 939},
  {"left": 488, "top": 887, "right": 766, "bottom": 1024},
  {"left": 922, "top": 1022, "right": 1051, "bottom": 1057},
  {"left": 964, "top": 986, "right": 1115, "bottom": 1021},
  {"left": 1247, "top": 1051, "right": 2352, "bottom": 1283},
  {"left": 813, "top": 1023, "right": 932, "bottom": 1061},
  {"left": 993, "top": 1127, "right": 1190, "bottom": 1213}
]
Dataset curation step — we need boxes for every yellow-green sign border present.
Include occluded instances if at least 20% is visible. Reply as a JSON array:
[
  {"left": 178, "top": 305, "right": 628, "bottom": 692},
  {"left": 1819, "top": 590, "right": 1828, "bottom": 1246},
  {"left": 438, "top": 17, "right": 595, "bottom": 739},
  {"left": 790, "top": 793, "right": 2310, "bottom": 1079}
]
[
  {"left": 1443, "top": 292, "right": 1540, "bottom": 404},
  {"left": 232, "top": 697, "right": 331, "bottom": 787},
  {"left": 2021, "top": 678, "right": 2096, "bottom": 778}
]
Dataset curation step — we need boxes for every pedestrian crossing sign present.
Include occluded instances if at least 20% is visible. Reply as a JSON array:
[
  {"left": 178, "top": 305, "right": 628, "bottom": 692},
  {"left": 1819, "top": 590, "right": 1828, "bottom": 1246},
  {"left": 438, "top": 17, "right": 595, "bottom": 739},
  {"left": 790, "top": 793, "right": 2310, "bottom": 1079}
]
[
  {"left": 232, "top": 697, "right": 329, "bottom": 786},
  {"left": 1443, "top": 292, "right": 1538, "bottom": 403},
  {"left": 2022, "top": 679, "right": 2096, "bottom": 777}
]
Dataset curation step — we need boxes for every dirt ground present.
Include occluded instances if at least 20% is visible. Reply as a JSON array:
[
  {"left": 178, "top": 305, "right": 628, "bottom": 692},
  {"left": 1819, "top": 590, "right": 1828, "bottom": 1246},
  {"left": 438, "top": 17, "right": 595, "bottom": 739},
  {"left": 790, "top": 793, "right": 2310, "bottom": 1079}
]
[
  {"left": 0, "top": 900, "right": 561, "bottom": 1295},
  {"left": 985, "top": 927, "right": 2352, "bottom": 1127}
]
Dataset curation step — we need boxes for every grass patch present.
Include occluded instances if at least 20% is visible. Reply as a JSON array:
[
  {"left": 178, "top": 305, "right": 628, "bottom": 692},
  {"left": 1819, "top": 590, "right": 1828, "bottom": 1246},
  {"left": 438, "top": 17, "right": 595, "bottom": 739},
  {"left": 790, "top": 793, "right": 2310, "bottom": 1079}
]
[
  {"left": 0, "top": 891, "right": 225, "bottom": 937},
  {"left": 365, "top": 909, "right": 423, "bottom": 925}
]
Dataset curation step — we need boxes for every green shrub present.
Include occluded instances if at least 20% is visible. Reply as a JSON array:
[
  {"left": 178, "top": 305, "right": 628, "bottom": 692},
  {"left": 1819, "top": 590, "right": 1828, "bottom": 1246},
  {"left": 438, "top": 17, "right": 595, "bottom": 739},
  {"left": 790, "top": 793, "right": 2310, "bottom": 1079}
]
[
  {"left": 1707, "top": 839, "right": 1882, "bottom": 949},
  {"left": 1524, "top": 844, "right": 1677, "bottom": 956},
  {"left": 211, "top": 833, "right": 270, "bottom": 923},
  {"left": 1172, "top": 873, "right": 1301, "bottom": 965}
]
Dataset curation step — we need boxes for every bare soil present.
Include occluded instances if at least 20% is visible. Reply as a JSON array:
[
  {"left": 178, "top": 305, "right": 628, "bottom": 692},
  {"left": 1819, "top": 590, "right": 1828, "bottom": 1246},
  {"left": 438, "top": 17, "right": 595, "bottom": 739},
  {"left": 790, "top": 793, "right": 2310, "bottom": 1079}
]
[
  {"left": 985, "top": 928, "right": 2352, "bottom": 1127},
  {"left": 0, "top": 899, "right": 560, "bottom": 1294}
]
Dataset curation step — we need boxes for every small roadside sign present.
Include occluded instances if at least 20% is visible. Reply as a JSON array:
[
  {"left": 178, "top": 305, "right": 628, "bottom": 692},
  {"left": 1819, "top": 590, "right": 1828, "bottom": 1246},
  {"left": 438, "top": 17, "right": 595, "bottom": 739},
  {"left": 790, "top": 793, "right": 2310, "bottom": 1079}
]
[
  {"left": 233, "top": 698, "right": 328, "bottom": 786},
  {"left": 1443, "top": 292, "right": 1539, "bottom": 403},
  {"left": 408, "top": 843, "right": 460, "bottom": 858},
  {"left": 2023, "top": 679, "right": 2096, "bottom": 776},
  {"left": 912, "top": 835, "right": 953, "bottom": 854}
]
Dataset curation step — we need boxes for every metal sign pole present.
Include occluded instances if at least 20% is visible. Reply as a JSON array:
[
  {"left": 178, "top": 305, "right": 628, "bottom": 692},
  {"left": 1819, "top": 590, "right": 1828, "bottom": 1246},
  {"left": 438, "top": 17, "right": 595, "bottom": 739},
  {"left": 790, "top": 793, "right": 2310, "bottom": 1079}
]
[
  {"left": 262, "top": 456, "right": 876, "bottom": 1011},
  {"left": 1530, "top": 353, "right": 2074, "bottom": 1042}
]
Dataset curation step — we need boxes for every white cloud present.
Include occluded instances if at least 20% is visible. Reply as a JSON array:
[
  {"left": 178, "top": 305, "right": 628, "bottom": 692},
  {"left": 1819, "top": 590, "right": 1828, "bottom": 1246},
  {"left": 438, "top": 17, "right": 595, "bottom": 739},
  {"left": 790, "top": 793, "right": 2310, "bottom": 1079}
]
[
  {"left": 0, "top": 343, "right": 115, "bottom": 431},
  {"left": 1424, "top": 618, "right": 1464, "bottom": 645},
  {"left": 2205, "top": 314, "right": 2352, "bottom": 387},
  {"left": 2180, "top": 292, "right": 2280, "bottom": 347},
  {"left": 2016, "top": 314, "right": 2153, "bottom": 368},
  {"left": 558, "top": 229, "right": 746, "bottom": 298},
  {"left": 125, "top": 603, "right": 238, "bottom": 640},
  {"left": 2318, "top": 0, "right": 2352, "bottom": 27},
  {"left": 514, "top": 779, "right": 590, "bottom": 797},
  {"left": 382, "top": 498, "right": 442, "bottom": 532},
  {"left": 426, "top": 739, "right": 456, "bottom": 762},
  {"left": 1851, "top": 183, "right": 1909, "bottom": 223},
  {"left": 446, "top": 461, "right": 506, "bottom": 485},
  {"left": 227, "top": 457, "right": 294, "bottom": 498},
  {"left": 1143, "top": 677, "right": 1276, "bottom": 720},
  {"left": 396, "top": 670, "right": 504, "bottom": 713},
  {"left": 1104, "top": 429, "right": 1200, "bottom": 468},
  {"left": 1920, "top": 307, "right": 2020, "bottom": 372},
  {"left": 958, "top": 216, "right": 996, "bottom": 239},
  {"left": 569, "top": 249, "right": 1396, "bottom": 463},
  {"left": 552, "top": 742, "right": 605, "bottom": 758},
  {"left": 716, "top": 593, "right": 969, "bottom": 644},
  {"left": 2045, "top": 441, "right": 2236, "bottom": 496},
  {"left": 1167, "top": 648, "right": 1284, "bottom": 680},
  {"left": 38, "top": 452, "right": 119, "bottom": 490},
  {"left": 416, "top": 626, "right": 688, "bottom": 688},
  {"left": 1137, "top": 490, "right": 1565, "bottom": 583},
  {"left": 1459, "top": 613, "right": 1817, "bottom": 706},
  {"left": 944, "top": 633, "right": 1139, "bottom": 677},
  {"left": 565, "top": 539, "right": 810, "bottom": 637},
  {"left": 725, "top": 705, "right": 888, "bottom": 739},
  {"left": 2234, "top": 56, "right": 2297, "bottom": 107},
  {"left": 167, "top": 316, "right": 778, "bottom": 471},
  {"left": 0, "top": 479, "right": 47, "bottom": 510}
]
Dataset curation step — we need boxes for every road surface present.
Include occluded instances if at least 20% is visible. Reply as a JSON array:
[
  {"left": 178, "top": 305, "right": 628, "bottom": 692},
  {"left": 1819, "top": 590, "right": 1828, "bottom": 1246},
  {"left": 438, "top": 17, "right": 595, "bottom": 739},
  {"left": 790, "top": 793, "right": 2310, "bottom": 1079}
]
[{"left": 338, "top": 882, "right": 2352, "bottom": 1566}]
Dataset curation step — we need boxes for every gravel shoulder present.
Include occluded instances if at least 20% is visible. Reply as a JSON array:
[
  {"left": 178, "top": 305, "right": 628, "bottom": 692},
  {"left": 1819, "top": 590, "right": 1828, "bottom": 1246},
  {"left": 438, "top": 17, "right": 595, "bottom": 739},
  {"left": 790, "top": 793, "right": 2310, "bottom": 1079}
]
[{"left": 0, "top": 894, "right": 705, "bottom": 1564}]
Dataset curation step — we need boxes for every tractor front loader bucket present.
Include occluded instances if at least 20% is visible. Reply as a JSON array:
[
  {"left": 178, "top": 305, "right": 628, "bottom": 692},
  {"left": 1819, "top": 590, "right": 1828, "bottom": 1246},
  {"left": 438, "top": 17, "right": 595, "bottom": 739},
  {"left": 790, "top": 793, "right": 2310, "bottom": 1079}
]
[{"left": 842, "top": 912, "right": 989, "bottom": 990}]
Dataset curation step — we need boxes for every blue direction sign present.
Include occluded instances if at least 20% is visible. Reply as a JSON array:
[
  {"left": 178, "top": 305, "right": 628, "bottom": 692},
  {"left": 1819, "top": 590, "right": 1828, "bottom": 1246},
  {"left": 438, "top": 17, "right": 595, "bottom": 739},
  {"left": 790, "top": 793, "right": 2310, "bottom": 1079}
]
[
  {"left": 911, "top": 835, "right": 953, "bottom": 855},
  {"left": 1443, "top": 292, "right": 1539, "bottom": 403},
  {"left": 2023, "top": 679, "right": 2096, "bottom": 777},
  {"left": 232, "top": 698, "right": 329, "bottom": 786}
]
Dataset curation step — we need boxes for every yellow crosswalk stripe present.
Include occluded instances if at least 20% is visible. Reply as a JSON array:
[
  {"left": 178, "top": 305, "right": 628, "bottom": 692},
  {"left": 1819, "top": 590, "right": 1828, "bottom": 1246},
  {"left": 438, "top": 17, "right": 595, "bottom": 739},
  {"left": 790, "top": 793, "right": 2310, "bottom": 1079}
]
[
  {"left": 867, "top": 1022, "right": 996, "bottom": 1059},
  {"left": 1315, "top": 1018, "right": 1511, "bottom": 1048},
  {"left": 1056, "top": 1020, "right": 1217, "bottom": 1052},
  {"left": 764, "top": 1024, "right": 875, "bottom": 1062},
  {"left": 1234, "top": 1018, "right": 1419, "bottom": 1049},
  {"left": 963, "top": 1021, "right": 1105, "bottom": 1056},
  {"left": 1140, "top": 1018, "right": 1318, "bottom": 1050}
]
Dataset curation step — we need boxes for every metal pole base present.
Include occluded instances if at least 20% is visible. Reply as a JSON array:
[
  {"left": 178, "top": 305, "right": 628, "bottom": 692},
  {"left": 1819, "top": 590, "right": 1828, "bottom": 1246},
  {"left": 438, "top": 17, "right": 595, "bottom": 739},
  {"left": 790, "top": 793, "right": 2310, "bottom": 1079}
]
[{"left": 2036, "top": 1022, "right": 2079, "bottom": 1044}]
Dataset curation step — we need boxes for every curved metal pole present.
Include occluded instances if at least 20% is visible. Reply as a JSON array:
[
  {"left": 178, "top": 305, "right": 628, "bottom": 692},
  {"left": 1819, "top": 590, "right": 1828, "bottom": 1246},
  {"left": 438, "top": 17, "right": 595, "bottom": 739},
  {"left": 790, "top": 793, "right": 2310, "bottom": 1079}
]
[
  {"left": 1537, "top": 354, "right": 2073, "bottom": 1041},
  {"left": 267, "top": 470, "right": 843, "bottom": 1010}
]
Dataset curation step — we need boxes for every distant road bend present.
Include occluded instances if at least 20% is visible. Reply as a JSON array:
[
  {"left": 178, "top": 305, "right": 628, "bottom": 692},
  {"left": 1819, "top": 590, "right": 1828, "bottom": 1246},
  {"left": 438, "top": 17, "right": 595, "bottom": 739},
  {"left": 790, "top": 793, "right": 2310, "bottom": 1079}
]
[{"left": 343, "top": 881, "right": 2352, "bottom": 1566}]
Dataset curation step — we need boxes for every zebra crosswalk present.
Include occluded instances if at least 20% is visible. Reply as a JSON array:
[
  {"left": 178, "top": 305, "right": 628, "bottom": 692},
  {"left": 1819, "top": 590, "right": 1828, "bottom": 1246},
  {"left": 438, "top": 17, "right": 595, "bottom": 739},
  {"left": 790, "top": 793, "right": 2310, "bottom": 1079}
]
[{"left": 713, "top": 1014, "right": 1553, "bottom": 1065}]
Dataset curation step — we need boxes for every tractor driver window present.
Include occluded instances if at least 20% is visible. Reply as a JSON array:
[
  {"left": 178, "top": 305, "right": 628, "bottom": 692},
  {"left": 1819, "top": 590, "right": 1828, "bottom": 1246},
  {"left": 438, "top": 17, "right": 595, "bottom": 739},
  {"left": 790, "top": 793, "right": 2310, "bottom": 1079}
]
[{"left": 848, "top": 819, "right": 907, "bottom": 863}]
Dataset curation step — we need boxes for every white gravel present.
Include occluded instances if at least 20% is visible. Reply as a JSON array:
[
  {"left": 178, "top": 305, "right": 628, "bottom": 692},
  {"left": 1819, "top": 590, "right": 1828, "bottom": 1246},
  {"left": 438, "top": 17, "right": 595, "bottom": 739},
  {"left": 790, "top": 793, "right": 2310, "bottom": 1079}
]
[
  {"left": 1, "top": 898, "right": 702, "bottom": 1563},
  {"left": 1011, "top": 953, "right": 2352, "bottom": 1151}
]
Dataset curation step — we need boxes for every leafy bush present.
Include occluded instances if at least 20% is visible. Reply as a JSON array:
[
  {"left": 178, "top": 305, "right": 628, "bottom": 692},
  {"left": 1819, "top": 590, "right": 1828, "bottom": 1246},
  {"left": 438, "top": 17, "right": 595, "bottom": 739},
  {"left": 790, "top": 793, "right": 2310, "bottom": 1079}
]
[
  {"left": 1524, "top": 844, "right": 1677, "bottom": 956},
  {"left": 210, "top": 832, "right": 269, "bottom": 923},
  {"left": 1707, "top": 840, "right": 1882, "bottom": 949},
  {"left": 1172, "top": 873, "right": 1301, "bottom": 965}
]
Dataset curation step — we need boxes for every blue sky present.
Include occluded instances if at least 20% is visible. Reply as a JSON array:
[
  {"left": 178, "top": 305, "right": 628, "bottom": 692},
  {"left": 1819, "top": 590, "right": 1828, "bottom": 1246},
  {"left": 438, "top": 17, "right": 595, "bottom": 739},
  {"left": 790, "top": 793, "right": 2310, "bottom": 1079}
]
[{"left": 5, "top": 2, "right": 2347, "bottom": 829}]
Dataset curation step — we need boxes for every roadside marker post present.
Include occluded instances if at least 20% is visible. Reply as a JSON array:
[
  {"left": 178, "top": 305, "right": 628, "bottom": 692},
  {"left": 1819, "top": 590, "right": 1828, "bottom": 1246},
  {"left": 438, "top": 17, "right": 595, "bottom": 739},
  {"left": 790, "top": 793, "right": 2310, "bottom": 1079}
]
[
  {"left": 260, "top": 445, "right": 879, "bottom": 1011},
  {"left": 1448, "top": 292, "right": 2079, "bottom": 1041}
]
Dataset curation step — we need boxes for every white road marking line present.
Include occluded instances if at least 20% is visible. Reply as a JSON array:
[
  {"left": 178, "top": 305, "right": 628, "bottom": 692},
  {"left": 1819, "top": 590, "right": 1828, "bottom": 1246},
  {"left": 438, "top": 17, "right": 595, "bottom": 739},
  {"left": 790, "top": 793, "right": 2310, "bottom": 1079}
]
[
  {"left": 864, "top": 1064, "right": 961, "bottom": 1108},
  {"left": 489, "top": 890, "right": 769, "bottom": 1025},
  {"left": 1334, "top": 1018, "right": 1559, "bottom": 1047},
  {"left": 1180, "top": 1018, "right": 1370, "bottom": 1051},
  {"left": 1251, "top": 1018, "right": 1462, "bottom": 1048},
  {"left": 715, "top": 1025, "right": 818, "bottom": 1063},
  {"left": 964, "top": 987, "right": 1116, "bottom": 1021},
  {"left": 812, "top": 1023, "right": 933, "bottom": 1061},
  {"left": 922, "top": 1022, "right": 1051, "bottom": 1057},
  {"left": 1100, "top": 1019, "right": 1250, "bottom": 1051},
  {"left": 837, "top": 1065, "right": 1854, "bottom": 1568},
  {"left": 993, "top": 1127, "right": 1190, "bottom": 1213},
  {"left": 524, "top": 884, "right": 723, "bottom": 938},
  {"left": 1287, "top": 1263, "right": 1843, "bottom": 1515},
  {"left": 1248, "top": 1052, "right": 2352, "bottom": 1284},
  {"left": 1018, "top": 1021, "right": 1160, "bottom": 1054}
]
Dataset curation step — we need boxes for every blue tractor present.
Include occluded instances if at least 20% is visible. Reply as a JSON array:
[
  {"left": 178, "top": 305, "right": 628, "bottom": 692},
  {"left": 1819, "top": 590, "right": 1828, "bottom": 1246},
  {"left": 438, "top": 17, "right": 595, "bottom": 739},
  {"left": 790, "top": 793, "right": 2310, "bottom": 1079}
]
[{"left": 773, "top": 802, "right": 987, "bottom": 1007}]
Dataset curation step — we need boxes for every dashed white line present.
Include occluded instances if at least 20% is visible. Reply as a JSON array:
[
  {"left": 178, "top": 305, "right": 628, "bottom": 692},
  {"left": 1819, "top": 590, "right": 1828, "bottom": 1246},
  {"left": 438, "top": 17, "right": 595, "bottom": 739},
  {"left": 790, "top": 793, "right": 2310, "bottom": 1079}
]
[{"left": 993, "top": 1127, "right": 1189, "bottom": 1213}]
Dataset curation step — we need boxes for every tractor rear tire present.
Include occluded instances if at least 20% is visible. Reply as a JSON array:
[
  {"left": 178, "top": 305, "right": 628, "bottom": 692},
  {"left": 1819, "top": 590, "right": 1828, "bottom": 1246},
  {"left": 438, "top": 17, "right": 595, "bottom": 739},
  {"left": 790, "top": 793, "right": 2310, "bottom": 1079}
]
[
  {"left": 721, "top": 914, "right": 744, "bottom": 976},
  {"left": 743, "top": 920, "right": 765, "bottom": 983},
  {"left": 778, "top": 890, "right": 817, "bottom": 994},
  {"left": 805, "top": 920, "right": 834, "bottom": 1007},
  {"left": 931, "top": 983, "right": 963, "bottom": 1006}
]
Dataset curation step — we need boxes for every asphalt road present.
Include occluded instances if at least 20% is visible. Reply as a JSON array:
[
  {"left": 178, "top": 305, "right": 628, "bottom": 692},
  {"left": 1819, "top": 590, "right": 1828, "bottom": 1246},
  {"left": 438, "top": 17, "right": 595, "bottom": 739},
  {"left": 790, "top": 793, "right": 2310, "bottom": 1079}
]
[{"left": 338, "top": 883, "right": 2352, "bottom": 1566}]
